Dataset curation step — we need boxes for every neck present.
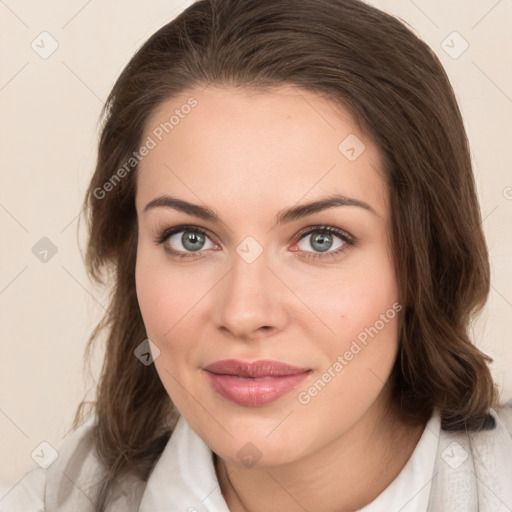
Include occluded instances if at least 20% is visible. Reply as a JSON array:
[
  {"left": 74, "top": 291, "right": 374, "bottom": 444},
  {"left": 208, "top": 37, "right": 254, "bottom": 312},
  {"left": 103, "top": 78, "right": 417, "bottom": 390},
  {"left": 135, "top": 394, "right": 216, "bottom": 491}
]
[{"left": 214, "top": 392, "right": 427, "bottom": 512}]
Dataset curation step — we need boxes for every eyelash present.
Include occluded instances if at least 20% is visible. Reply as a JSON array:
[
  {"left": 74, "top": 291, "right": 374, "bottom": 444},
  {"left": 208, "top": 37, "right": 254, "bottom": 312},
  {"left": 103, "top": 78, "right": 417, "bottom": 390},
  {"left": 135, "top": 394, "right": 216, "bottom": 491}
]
[{"left": 154, "top": 224, "right": 355, "bottom": 261}]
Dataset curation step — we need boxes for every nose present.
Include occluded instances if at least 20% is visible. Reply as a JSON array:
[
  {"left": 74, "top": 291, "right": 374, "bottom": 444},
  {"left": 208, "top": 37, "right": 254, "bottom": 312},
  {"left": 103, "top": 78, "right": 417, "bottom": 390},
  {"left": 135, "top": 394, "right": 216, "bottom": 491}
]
[{"left": 211, "top": 249, "right": 289, "bottom": 341}]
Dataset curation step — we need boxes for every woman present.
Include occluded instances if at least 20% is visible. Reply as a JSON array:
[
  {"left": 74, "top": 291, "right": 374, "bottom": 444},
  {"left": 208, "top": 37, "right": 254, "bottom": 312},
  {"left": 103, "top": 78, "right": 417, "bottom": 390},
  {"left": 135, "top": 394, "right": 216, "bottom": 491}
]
[{"left": 2, "top": 0, "right": 511, "bottom": 510}]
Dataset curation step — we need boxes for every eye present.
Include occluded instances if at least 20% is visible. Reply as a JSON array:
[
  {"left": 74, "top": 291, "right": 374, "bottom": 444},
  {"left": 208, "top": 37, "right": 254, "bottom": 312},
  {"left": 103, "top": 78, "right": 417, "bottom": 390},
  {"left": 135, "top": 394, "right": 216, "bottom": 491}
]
[
  {"left": 155, "top": 226, "right": 218, "bottom": 260},
  {"left": 155, "top": 224, "right": 355, "bottom": 261},
  {"left": 291, "top": 225, "right": 354, "bottom": 260}
]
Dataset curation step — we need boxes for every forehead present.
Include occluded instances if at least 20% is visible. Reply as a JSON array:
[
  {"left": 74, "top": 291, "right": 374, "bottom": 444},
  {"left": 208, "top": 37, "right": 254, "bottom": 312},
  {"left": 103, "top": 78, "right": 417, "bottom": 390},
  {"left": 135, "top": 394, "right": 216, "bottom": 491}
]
[{"left": 136, "top": 85, "right": 388, "bottom": 221}]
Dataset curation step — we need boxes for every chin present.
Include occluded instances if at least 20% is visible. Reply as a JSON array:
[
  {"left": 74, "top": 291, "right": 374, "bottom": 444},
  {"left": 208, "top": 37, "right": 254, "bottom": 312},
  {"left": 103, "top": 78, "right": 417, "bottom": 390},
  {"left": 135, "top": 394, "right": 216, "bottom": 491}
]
[{"left": 215, "top": 436, "right": 306, "bottom": 469}]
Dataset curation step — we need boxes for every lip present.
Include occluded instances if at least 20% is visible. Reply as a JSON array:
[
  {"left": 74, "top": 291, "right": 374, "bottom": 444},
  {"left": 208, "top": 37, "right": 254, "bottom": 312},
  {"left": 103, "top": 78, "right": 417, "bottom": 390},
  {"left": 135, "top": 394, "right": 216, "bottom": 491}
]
[{"left": 203, "top": 359, "right": 312, "bottom": 407}]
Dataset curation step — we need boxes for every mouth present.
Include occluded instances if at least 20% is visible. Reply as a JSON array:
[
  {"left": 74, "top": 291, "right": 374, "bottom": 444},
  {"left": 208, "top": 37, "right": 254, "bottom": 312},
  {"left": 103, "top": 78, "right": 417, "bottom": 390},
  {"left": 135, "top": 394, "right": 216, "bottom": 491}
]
[{"left": 203, "top": 359, "right": 312, "bottom": 407}]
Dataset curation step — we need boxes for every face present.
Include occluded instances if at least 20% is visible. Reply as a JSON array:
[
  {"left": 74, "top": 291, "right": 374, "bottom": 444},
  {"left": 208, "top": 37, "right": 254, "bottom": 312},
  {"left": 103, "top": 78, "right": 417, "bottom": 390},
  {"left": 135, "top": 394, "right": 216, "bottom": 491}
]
[{"left": 135, "top": 85, "right": 401, "bottom": 467}]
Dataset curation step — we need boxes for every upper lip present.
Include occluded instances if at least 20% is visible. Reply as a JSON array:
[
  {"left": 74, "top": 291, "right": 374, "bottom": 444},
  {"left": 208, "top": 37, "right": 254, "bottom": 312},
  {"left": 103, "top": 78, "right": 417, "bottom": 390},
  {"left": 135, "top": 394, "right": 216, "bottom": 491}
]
[{"left": 204, "top": 359, "right": 310, "bottom": 378}]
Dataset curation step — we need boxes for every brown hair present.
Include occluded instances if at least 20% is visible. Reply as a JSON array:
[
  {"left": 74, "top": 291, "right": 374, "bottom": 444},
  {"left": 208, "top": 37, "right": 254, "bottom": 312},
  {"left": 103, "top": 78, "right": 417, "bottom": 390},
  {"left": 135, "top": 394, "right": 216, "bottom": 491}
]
[{"left": 75, "top": 0, "right": 498, "bottom": 507}]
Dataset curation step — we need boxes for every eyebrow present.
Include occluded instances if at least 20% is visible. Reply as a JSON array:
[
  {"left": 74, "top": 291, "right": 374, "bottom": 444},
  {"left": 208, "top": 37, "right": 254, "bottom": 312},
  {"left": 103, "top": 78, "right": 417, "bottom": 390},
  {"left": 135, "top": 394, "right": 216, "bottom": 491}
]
[{"left": 143, "top": 193, "right": 377, "bottom": 224}]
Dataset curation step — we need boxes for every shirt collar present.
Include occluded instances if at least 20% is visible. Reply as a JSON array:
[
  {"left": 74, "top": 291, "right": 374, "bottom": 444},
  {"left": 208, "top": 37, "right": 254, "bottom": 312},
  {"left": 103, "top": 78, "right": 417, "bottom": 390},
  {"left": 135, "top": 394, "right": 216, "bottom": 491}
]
[{"left": 139, "top": 414, "right": 230, "bottom": 511}]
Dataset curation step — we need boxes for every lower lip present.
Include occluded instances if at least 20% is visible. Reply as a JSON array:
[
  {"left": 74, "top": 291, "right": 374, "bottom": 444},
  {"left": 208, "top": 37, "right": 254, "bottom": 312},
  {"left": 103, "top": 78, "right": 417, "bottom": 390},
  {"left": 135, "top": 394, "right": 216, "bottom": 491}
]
[{"left": 204, "top": 370, "right": 311, "bottom": 407}]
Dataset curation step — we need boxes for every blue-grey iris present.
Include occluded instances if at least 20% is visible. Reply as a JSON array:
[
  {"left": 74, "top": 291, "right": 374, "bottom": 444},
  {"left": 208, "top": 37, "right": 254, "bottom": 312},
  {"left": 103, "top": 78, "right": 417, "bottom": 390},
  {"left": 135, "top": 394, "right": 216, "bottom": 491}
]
[
  {"left": 310, "top": 232, "right": 332, "bottom": 252},
  {"left": 182, "top": 231, "right": 205, "bottom": 251}
]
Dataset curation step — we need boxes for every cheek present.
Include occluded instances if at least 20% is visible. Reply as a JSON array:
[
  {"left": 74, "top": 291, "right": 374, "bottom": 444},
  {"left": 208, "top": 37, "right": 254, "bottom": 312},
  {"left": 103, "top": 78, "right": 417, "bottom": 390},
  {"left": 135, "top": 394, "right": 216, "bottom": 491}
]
[
  {"left": 135, "top": 248, "right": 205, "bottom": 412},
  {"left": 341, "top": 258, "right": 400, "bottom": 353},
  {"left": 292, "top": 247, "right": 399, "bottom": 350},
  {"left": 339, "top": 254, "right": 400, "bottom": 376},
  {"left": 135, "top": 244, "right": 204, "bottom": 346}
]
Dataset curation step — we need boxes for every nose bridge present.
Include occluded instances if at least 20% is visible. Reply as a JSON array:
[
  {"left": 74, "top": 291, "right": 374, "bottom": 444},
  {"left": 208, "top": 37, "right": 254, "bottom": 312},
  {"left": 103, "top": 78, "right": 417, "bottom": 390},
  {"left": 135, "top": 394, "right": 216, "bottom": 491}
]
[{"left": 212, "top": 243, "right": 287, "bottom": 338}]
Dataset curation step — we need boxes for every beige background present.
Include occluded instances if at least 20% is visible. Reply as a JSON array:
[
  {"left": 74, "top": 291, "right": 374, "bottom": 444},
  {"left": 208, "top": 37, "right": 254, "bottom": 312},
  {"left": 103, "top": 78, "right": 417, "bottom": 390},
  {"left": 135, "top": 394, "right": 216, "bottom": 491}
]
[{"left": 0, "top": 0, "right": 511, "bottom": 486}]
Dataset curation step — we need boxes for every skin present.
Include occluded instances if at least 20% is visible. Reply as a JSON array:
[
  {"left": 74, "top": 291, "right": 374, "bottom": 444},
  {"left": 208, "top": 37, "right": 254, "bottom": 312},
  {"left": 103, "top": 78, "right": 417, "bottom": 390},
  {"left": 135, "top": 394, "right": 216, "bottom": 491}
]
[{"left": 134, "top": 85, "right": 425, "bottom": 511}]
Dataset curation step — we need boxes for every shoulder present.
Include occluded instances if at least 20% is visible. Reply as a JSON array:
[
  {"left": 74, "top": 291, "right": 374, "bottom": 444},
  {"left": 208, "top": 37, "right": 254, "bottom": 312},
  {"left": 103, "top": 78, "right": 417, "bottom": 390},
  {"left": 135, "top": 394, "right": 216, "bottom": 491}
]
[
  {"left": 0, "top": 418, "right": 99, "bottom": 512},
  {"left": 0, "top": 468, "right": 46, "bottom": 512},
  {"left": 428, "top": 407, "right": 512, "bottom": 511},
  {"left": 475, "top": 406, "right": 512, "bottom": 446},
  {"left": 461, "top": 406, "right": 512, "bottom": 457}
]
